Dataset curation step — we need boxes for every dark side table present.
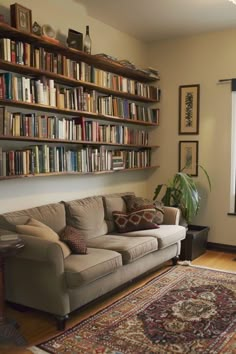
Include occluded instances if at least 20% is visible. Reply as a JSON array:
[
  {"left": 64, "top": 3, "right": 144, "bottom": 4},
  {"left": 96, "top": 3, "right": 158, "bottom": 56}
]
[
  {"left": 0, "top": 237, "right": 26, "bottom": 346},
  {"left": 180, "top": 225, "right": 209, "bottom": 261}
]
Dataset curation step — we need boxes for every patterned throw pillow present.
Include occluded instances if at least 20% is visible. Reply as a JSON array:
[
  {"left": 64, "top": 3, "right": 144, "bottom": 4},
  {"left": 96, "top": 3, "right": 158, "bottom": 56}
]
[
  {"left": 60, "top": 225, "right": 87, "bottom": 254},
  {"left": 112, "top": 207, "right": 159, "bottom": 233},
  {"left": 123, "top": 195, "right": 164, "bottom": 225}
]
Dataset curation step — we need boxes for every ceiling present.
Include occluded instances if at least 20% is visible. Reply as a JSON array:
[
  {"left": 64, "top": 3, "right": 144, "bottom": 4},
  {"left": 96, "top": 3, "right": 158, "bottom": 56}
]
[{"left": 76, "top": 0, "right": 236, "bottom": 42}]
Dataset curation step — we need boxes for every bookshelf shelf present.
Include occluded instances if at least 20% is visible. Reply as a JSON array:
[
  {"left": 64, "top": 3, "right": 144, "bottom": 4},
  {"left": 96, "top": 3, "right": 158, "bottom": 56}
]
[
  {"left": 0, "top": 99, "right": 158, "bottom": 126},
  {"left": 0, "top": 165, "right": 159, "bottom": 181},
  {"left": 0, "top": 60, "right": 158, "bottom": 104},
  {"left": 0, "top": 135, "right": 160, "bottom": 149},
  {"left": 0, "top": 22, "right": 158, "bottom": 83},
  {"left": 0, "top": 22, "right": 160, "bottom": 179}
]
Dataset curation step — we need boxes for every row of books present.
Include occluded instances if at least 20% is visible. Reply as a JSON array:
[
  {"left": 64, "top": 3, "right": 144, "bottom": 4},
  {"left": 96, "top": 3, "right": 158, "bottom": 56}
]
[
  {"left": 0, "top": 37, "right": 160, "bottom": 99},
  {"left": 0, "top": 73, "right": 159, "bottom": 123},
  {"left": 0, "top": 109, "right": 150, "bottom": 145},
  {"left": 92, "top": 68, "right": 159, "bottom": 99},
  {"left": 79, "top": 120, "right": 149, "bottom": 145},
  {"left": 0, "top": 73, "right": 86, "bottom": 110},
  {"left": 0, "top": 145, "right": 151, "bottom": 176},
  {"left": 0, "top": 38, "right": 89, "bottom": 80}
]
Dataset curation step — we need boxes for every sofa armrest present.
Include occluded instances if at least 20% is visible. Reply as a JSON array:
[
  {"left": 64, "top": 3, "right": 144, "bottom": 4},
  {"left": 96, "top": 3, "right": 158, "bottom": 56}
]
[
  {"left": 163, "top": 206, "right": 180, "bottom": 225},
  {"left": 13, "top": 234, "right": 65, "bottom": 269},
  {"left": 5, "top": 235, "right": 69, "bottom": 317}
]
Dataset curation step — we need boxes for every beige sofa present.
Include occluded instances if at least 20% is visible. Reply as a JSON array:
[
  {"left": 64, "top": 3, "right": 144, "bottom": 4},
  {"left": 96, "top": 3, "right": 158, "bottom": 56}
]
[{"left": 0, "top": 193, "right": 186, "bottom": 330}]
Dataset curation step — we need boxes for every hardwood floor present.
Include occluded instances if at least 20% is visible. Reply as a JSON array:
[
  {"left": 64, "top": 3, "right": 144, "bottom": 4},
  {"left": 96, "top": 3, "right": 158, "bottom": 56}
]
[
  {"left": 2, "top": 250, "right": 236, "bottom": 352},
  {"left": 192, "top": 250, "right": 236, "bottom": 270}
]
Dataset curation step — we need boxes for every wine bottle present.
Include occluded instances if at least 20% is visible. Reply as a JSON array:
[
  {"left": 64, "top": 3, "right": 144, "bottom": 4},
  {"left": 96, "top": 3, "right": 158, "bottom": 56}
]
[{"left": 84, "top": 25, "right": 92, "bottom": 54}]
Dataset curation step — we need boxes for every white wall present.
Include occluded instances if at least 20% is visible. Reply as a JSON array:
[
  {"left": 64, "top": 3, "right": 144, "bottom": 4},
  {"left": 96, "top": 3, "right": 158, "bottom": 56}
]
[
  {"left": 0, "top": 0, "right": 150, "bottom": 213},
  {"left": 147, "top": 30, "right": 236, "bottom": 246}
]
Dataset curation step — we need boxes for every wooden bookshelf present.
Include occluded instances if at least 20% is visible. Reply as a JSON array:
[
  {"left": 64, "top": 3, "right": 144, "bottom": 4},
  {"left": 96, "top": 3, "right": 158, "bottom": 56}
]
[{"left": 0, "top": 22, "right": 160, "bottom": 178}]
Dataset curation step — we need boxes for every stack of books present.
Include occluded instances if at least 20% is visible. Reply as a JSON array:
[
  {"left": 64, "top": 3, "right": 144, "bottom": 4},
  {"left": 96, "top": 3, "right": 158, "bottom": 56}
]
[{"left": 112, "top": 154, "right": 124, "bottom": 170}]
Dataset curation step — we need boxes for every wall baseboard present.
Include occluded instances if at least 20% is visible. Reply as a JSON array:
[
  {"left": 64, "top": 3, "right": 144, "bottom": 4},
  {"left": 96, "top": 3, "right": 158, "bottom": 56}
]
[{"left": 207, "top": 242, "right": 236, "bottom": 253}]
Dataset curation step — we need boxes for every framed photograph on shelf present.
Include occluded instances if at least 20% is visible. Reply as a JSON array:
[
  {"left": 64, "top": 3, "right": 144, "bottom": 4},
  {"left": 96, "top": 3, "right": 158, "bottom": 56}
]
[
  {"left": 179, "top": 141, "right": 199, "bottom": 176},
  {"left": 67, "top": 28, "right": 83, "bottom": 50},
  {"left": 10, "top": 3, "right": 32, "bottom": 33},
  {"left": 179, "top": 84, "right": 200, "bottom": 134}
]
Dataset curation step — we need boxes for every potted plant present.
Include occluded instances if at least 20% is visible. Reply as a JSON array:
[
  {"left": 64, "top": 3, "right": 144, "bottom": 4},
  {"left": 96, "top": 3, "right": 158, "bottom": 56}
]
[{"left": 153, "top": 166, "right": 211, "bottom": 225}]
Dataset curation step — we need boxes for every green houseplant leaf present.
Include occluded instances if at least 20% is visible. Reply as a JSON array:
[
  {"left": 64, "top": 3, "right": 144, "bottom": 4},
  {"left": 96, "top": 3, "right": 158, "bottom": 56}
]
[{"left": 153, "top": 166, "right": 211, "bottom": 224}]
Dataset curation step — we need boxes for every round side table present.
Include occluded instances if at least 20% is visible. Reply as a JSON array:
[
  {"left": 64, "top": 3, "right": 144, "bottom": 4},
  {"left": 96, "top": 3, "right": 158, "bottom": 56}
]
[{"left": 0, "top": 237, "right": 26, "bottom": 346}]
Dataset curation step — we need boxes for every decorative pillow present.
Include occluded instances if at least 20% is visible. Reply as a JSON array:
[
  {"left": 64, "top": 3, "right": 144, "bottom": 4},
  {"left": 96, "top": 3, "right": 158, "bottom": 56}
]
[
  {"left": 60, "top": 225, "right": 87, "bottom": 254},
  {"left": 112, "top": 207, "right": 159, "bottom": 233},
  {"left": 123, "top": 195, "right": 164, "bottom": 225},
  {"left": 16, "top": 218, "right": 71, "bottom": 258}
]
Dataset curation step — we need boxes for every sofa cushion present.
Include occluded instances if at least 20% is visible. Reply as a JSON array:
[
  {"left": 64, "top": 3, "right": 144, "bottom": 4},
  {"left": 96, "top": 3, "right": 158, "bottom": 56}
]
[
  {"left": 64, "top": 248, "right": 122, "bottom": 288},
  {"left": 63, "top": 196, "right": 108, "bottom": 239},
  {"left": 117, "top": 224, "right": 186, "bottom": 249},
  {"left": 60, "top": 225, "right": 87, "bottom": 254},
  {"left": 0, "top": 202, "right": 66, "bottom": 234},
  {"left": 86, "top": 234, "right": 158, "bottom": 264},
  {"left": 123, "top": 195, "right": 164, "bottom": 225},
  {"left": 103, "top": 196, "right": 127, "bottom": 232},
  {"left": 112, "top": 207, "right": 159, "bottom": 233},
  {"left": 16, "top": 218, "right": 71, "bottom": 258}
]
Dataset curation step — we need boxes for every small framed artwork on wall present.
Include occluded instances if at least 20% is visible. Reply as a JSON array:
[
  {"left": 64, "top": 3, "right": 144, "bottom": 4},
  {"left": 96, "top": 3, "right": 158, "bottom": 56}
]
[
  {"left": 179, "top": 84, "right": 200, "bottom": 134},
  {"left": 179, "top": 141, "right": 199, "bottom": 176}
]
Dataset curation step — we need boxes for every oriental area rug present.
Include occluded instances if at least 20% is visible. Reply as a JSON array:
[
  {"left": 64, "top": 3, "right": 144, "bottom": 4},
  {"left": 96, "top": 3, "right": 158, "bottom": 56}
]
[{"left": 35, "top": 265, "right": 236, "bottom": 354}]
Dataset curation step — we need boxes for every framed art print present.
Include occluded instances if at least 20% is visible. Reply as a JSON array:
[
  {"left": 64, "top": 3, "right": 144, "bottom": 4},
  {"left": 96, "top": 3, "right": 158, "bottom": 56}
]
[
  {"left": 179, "top": 84, "right": 200, "bottom": 134},
  {"left": 179, "top": 141, "right": 199, "bottom": 176}
]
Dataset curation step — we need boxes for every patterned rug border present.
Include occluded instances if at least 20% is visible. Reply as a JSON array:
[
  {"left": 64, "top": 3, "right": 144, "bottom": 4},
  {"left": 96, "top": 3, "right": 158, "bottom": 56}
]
[{"left": 36, "top": 264, "right": 236, "bottom": 353}]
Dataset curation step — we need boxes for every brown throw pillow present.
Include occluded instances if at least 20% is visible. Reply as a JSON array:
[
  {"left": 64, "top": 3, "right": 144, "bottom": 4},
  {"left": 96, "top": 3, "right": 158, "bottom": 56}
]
[
  {"left": 112, "top": 207, "right": 159, "bottom": 233},
  {"left": 60, "top": 225, "right": 87, "bottom": 254},
  {"left": 123, "top": 195, "right": 164, "bottom": 225}
]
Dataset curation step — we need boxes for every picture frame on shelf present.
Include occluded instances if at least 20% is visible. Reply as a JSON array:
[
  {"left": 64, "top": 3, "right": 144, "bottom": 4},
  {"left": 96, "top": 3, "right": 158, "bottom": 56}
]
[
  {"left": 67, "top": 28, "right": 83, "bottom": 50},
  {"left": 10, "top": 3, "right": 32, "bottom": 33},
  {"left": 179, "top": 140, "right": 199, "bottom": 176},
  {"left": 32, "top": 21, "right": 42, "bottom": 36},
  {"left": 179, "top": 84, "right": 200, "bottom": 134}
]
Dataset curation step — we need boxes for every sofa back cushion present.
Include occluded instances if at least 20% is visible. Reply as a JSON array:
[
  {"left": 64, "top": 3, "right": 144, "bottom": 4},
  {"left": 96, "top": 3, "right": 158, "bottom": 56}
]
[
  {"left": 0, "top": 202, "right": 66, "bottom": 234},
  {"left": 63, "top": 196, "right": 108, "bottom": 239},
  {"left": 102, "top": 192, "right": 135, "bottom": 233},
  {"left": 103, "top": 195, "right": 127, "bottom": 232}
]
